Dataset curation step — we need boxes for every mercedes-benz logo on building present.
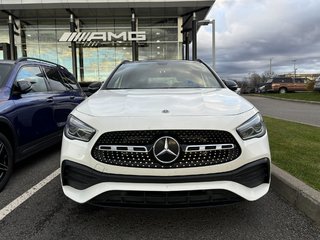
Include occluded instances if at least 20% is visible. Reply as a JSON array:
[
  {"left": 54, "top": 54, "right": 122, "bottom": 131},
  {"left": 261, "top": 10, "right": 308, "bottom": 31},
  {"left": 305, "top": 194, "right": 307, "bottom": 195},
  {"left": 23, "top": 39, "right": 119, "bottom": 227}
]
[{"left": 153, "top": 136, "right": 180, "bottom": 164}]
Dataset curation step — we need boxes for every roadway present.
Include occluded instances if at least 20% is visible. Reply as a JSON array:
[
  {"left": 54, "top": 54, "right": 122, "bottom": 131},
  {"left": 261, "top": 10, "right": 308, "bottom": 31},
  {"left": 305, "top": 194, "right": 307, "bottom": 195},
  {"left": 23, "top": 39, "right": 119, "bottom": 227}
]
[{"left": 244, "top": 95, "right": 320, "bottom": 127}]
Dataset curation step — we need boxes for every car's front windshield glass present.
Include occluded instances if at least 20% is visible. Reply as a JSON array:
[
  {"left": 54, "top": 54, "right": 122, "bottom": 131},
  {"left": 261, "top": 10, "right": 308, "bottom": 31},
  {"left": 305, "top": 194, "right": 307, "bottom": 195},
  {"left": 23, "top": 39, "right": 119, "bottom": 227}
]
[
  {"left": 104, "top": 61, "right": 222, "bottom": 89},
  {"left": 0, "top": 64, "right": 13, "bottom": 87}
]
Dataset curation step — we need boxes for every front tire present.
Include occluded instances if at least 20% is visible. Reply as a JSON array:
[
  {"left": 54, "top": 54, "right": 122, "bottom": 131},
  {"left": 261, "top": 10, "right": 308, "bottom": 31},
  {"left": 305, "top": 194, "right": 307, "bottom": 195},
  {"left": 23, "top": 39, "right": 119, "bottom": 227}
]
[{"left": 0, "top": 133, "right": 13, "bottom": 192}]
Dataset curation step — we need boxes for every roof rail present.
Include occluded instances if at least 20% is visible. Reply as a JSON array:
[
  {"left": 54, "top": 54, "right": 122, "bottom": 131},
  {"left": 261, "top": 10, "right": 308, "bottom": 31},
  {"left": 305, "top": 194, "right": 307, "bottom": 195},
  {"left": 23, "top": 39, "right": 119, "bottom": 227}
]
[
  {"left": 120, "top": 60, "right": 131, "bottom": 64},
  {"left": 15, "top": 57, "right": 59, "bottom": 66}
]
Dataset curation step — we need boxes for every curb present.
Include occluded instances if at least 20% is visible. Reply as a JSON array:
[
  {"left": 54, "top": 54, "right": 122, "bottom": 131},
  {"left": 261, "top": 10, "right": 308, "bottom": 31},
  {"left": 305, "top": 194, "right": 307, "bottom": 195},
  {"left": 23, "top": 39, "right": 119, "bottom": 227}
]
[{"left": 271, "top": 164, "right": 320, "bottom": 226}]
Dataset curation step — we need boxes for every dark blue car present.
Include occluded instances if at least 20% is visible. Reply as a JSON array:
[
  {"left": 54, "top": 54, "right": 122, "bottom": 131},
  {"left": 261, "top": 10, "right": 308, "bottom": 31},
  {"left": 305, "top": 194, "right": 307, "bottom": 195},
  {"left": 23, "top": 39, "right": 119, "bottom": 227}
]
[{"left": 0, "top": 58, "right": 86, "bottom": 191}]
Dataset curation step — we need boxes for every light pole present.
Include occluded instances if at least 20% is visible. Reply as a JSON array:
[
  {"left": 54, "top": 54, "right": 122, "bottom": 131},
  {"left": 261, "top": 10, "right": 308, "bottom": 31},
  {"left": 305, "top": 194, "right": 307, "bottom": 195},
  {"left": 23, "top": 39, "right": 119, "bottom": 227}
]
[
  {"left": 198, "top": 19, "right": 215, "bottom": 70},
  {"left": 269, "top": 58, "right": 273, "bottom": 77},
  {"left": 292, "top": 59, "right": 297, "bottom": 80}
]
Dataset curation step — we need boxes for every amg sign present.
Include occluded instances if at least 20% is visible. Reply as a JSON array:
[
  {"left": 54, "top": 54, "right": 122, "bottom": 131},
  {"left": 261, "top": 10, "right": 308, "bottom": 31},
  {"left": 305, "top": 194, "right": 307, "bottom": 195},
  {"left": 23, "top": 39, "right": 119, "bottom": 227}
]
[{"left": 59, "top": 31, "right": 146, "bottom": 42}]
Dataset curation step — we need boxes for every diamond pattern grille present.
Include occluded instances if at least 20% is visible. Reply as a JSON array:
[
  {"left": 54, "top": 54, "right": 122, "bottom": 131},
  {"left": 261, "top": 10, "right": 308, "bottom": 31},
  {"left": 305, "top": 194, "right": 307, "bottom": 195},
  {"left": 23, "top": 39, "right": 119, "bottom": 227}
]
[{"left": 91, "top": 130, "right": 241, "bottom": 168}]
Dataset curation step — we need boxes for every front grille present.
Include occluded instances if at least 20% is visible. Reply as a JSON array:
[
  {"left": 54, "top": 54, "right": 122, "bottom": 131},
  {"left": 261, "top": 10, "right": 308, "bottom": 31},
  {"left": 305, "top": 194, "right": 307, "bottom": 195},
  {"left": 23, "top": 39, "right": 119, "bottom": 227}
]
[{"left": 91, "top": 130, "right": 241, "bottom": 168}]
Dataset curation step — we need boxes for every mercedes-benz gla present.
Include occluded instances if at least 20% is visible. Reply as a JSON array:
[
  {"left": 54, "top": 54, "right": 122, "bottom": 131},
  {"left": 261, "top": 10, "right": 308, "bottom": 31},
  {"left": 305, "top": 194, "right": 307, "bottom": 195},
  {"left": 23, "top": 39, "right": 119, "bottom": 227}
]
[{"left": 60, "top": 60, "right": 271, "bottom": 207}]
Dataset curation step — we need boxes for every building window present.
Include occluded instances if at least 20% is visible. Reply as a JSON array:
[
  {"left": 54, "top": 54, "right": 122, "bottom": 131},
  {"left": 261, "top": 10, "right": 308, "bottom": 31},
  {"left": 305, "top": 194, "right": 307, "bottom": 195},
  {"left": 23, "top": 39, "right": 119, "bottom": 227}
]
[
  {"left": 19, "top": 18, "right": 71, "bottom": 70},
  {"left": 139, "top": 18, "right": 181, "bottom": 61},
  {"left": 10, "top": 17, "right": 181, "bottom": 82},
  {"left": 0, "top": 20, "right": 9, "bottom": 60}
]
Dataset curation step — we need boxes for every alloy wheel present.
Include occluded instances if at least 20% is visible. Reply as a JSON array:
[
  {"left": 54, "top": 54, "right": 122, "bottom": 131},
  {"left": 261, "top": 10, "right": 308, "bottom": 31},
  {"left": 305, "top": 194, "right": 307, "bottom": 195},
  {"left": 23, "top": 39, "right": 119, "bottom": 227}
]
[
  {"left": 0, "top": 133, "right": 14, "bottom": 191},
  {"left": 0, "top": 141, "right": 9, "bottom": 181}
]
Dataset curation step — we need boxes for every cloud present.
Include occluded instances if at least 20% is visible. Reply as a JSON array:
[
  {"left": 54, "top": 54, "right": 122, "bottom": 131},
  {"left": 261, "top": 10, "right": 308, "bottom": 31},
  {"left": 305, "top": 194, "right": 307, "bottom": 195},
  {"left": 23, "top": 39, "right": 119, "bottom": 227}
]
[{"left": 198, "top": 0, "right": 320, "bottom": 80}]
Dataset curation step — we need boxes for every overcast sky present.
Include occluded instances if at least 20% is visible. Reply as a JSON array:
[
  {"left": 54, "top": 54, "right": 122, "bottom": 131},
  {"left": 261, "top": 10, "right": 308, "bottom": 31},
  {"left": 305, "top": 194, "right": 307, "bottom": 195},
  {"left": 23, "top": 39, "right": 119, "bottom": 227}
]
[{"left": 197, "top": 0, "right": 320, "bottom": 80}]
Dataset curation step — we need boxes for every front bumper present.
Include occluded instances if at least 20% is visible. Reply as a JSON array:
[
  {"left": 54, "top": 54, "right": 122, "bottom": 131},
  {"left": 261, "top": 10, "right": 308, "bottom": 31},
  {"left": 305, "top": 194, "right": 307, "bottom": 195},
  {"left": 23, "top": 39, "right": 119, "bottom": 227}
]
[{"left": 61, "top": 158, "right": 270, "bottom": 206}]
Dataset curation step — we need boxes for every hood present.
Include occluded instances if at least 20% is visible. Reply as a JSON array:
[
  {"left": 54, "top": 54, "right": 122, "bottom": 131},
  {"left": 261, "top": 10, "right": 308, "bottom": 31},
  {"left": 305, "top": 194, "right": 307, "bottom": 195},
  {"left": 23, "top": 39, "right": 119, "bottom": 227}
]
[{"left": 76, "top": 88, "right": 254, "bottom": 117}]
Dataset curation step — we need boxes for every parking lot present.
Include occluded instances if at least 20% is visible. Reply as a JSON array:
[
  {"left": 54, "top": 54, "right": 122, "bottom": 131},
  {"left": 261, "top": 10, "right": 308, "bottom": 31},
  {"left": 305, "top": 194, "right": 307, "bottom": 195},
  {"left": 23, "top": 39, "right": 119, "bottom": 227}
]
[
  {"left": 1, "top": 96, "right": 320, "bottom": 240},
  {"left": 0, "top": 145, "right": 319, "bottom": 240},
  {"left": 244, "top": 95, "right": 320, "bottom": 127}
]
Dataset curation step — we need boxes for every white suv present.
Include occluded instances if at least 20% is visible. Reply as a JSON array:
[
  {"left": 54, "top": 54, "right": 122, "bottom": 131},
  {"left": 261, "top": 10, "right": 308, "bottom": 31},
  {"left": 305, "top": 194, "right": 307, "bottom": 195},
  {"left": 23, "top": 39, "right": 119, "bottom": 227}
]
[{"left": 60, "top": 60, "right": 271, "bottom": 207}]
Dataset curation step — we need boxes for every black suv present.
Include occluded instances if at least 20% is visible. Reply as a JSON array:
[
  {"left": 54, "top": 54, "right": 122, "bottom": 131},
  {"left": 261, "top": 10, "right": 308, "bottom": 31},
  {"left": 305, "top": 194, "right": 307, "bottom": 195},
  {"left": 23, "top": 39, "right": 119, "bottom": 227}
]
[{"left": 0, "top": 58, "right": 86, "bottom": 191}]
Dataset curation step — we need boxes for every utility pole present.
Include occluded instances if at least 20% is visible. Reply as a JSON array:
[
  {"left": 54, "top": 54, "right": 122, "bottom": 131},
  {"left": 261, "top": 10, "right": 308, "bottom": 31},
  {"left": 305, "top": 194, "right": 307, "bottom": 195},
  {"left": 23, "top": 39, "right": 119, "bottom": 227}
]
[
  {"left": 211, "top": 20, "right": 215, "bottom": 70},
  {"left": 292, "top": 59, "right": 297, "bottom": 80},
  {"left": 269, "top": 58, "right": 272, "bottom": 77}
]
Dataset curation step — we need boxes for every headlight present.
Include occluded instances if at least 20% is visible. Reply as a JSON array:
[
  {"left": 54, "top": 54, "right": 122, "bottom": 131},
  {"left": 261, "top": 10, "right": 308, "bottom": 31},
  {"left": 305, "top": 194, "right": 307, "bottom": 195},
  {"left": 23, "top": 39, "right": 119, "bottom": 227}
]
[
  {"left": 237, "top": 113, "right": 266, "bottom": 140},
  {"left": 64, "top": 115, "right": 96, "bottom": 142}
]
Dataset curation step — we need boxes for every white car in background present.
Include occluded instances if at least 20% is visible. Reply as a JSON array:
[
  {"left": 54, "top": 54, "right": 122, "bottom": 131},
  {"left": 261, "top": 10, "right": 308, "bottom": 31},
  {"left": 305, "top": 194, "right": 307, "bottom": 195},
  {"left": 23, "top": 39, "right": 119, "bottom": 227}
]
[{"left": 60, "top": 60, "right": 271, "bottom": 207}]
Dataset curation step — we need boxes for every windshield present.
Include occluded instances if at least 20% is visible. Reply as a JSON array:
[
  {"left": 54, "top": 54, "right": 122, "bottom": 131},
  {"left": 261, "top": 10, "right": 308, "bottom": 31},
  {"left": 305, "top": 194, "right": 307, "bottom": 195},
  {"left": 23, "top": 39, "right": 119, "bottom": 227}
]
[
  {"left": 0, "top": 63, "right": 13, "bottom": 87},
  {"left": 104, "top": 61, "right": 222, "bottom": 89}
]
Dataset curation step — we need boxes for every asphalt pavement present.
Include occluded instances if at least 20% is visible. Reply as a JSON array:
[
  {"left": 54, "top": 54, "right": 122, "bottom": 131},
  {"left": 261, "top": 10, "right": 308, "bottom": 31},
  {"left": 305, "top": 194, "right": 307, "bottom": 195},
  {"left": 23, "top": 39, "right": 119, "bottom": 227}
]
[{"left": 244, "top": 95, "right": 320, "bottom": 127}]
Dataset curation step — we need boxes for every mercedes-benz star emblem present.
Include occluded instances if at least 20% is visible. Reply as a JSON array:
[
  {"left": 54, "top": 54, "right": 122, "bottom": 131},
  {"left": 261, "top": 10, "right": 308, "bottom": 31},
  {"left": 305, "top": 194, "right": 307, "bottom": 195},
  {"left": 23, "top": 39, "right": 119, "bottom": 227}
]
[
  {"left": 153, "top": 136, "right": 180, "bottom": 164},
  {"left": 162, "top": 109, "right": 169, "bottom": 114}
]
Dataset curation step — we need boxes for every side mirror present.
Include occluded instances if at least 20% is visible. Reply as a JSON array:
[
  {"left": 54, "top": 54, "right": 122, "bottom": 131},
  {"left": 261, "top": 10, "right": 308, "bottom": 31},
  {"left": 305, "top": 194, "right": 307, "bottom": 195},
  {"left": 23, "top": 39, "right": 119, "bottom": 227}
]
[
  {"left": 88, "top": 81, "right": 102, "bottom": 93},
  {"left": 17, "top": 80, "right": 32, "bottom": 93},
  {"left": 223, "top": 80, "right": 238, "bottom": 91}
]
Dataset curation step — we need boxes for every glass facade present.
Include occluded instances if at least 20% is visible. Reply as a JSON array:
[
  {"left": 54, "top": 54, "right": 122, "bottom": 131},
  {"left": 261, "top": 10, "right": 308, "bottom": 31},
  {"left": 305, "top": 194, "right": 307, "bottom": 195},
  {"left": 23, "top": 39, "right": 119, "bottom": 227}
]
[
  {"left": 21, "top": 18, "right": 72, "bottom": 72},
  {"left": 78, "top": 18, "right": 133, "bottom": 81},
  {"left": 0, "top": 20, "right": 9, "bottom": 60},
  {"left": 139, "top": 17, "right": 180, "bottom": 61},
  {"left": 0, "top": 17, "right": 182, "bottom": 82}
]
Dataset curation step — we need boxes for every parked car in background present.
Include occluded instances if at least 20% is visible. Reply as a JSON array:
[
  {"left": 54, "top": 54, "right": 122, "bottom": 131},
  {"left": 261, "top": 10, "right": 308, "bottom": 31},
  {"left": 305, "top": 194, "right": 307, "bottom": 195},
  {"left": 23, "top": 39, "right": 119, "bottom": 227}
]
[
  {"left": 60, "top": 60, "right": 271, "bottom": 207},
  {"left": 314, "top": 76, "right": 320, "bottom": 92},
  {"left": 265, "top": 77, "right": 308, "bottom": 93},
  {"left": 0, "top": 57, "right": 86, "bottom": 191},
  {"left": 258, "top": 85, "right": 266, "bottom": 93},
  {"left": 79, "top": 81, "right": 103, "bottom": 97},
  {"left": 78, "top": 81, "right": 94, "bottom": 96}
]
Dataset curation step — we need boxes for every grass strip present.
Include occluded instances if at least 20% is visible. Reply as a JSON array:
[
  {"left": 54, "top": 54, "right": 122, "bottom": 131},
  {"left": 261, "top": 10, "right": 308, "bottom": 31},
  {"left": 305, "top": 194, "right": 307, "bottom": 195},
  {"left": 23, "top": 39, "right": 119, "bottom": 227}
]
[
  {"left": 264, "top": 116, "right": 320, "bottom": 191},
  {"left": 259, "top": 92, "right": 320, "bottom": 102}
]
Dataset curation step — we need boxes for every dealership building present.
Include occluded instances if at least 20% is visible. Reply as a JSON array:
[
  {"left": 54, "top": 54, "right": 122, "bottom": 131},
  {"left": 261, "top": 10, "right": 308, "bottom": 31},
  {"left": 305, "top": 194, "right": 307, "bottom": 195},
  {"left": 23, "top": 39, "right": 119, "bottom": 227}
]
[{"left": 0, "top": 0, "right": 215, "bottom": 81}]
